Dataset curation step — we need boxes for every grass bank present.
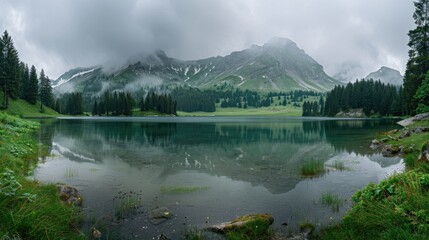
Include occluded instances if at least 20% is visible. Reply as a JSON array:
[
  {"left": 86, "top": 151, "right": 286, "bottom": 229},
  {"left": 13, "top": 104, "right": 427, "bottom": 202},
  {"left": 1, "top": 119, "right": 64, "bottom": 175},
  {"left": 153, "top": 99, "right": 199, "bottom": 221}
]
[
  {"left": 318, "top": 118, "right": 429, "bottom": 239},
  {"left": 0, "top": 92, "right": 61, "bottom": 118},
  {"left": 0, "top": 113, "right": 84, "bottom": 239}
]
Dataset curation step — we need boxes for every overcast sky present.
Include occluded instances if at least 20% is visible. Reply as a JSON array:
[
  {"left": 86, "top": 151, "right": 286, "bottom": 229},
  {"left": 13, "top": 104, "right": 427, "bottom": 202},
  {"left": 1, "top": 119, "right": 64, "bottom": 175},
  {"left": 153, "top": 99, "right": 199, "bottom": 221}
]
[{"left": 0, "top": 0, "right": 415, "bottom": 80}]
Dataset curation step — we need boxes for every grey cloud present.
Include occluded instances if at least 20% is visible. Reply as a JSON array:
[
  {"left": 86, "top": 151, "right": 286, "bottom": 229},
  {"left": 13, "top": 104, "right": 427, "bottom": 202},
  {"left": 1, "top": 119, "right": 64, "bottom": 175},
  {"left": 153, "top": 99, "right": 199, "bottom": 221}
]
[{"left": 0, "top": 0, "right": 415, "bottom": 80}]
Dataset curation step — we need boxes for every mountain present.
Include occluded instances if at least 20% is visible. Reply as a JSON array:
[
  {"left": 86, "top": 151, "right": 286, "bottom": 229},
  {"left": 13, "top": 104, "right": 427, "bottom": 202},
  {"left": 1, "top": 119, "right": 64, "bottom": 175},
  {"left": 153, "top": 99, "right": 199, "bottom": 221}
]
[
  {"left": 365, "top": 66, "right": 403, "bottom": 85},
  {"left": 53, "top": 37, "right": 342, "bottom": 95}
]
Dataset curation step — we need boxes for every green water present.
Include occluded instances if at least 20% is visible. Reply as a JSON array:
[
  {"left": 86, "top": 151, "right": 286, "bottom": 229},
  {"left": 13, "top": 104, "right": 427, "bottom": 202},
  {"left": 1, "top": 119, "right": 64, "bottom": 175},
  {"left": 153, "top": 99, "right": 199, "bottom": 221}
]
[{"left": 34, "top": 117, "right": 403, "bottom": 239}]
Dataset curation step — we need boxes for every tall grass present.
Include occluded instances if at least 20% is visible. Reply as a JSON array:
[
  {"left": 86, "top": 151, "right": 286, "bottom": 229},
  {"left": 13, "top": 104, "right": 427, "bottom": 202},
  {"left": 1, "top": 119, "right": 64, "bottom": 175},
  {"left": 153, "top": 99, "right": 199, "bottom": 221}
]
[
  {"left": 320, "top": 193, "right": 343, "bottom": 212},
  {"left": 301, "top": 159, "right": 325, "bottom": 176},
  {"left": 0, "top": 113, "right": 84, "bottom": 239}
]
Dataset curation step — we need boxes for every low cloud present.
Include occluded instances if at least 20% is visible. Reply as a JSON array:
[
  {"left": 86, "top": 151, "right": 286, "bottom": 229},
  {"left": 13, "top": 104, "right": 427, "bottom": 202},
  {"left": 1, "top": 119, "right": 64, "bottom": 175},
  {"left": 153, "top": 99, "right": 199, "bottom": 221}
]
[{"left": 0, "top": 0, "right": 415, "bottom": 80}]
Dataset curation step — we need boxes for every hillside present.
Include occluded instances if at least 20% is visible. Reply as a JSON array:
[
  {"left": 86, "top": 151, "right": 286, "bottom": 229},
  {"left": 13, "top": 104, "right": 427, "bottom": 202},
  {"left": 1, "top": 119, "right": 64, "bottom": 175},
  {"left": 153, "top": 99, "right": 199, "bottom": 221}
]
[
  {"left": 365, "top": 66, "right": 403, "bottom": 85},
  {"left": 53, "top": 38, "right": 342, "bottom": 95},
  {"left": 0, "top": 92, "right": 60, "bottom": 118}
]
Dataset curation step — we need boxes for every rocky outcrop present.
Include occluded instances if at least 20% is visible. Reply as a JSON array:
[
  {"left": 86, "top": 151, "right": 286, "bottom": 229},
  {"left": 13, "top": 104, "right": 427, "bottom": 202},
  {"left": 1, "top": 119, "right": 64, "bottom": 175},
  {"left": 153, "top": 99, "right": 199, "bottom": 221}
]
[
  {"left": 207, "top": 213, "right": 274, "bottom": 234},
  {"left": 57, "top": 185, "right": 82, "bottom": 206},
  {"left": 398, "top": 112, "right": 429, "bottom": 127}
]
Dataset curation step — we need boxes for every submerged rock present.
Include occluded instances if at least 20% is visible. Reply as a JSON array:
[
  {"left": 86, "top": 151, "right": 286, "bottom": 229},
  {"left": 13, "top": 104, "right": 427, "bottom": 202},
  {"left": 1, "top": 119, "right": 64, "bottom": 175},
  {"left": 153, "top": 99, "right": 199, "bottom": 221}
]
[
  {"left": 57, "top": 185, "right": 82, "bottom": 206},
  {"left": 149, "top": 207, "right": 173, "bottom": 225},
  {"left": 207, "top": 213, "right": 274, "bottom": 234}
]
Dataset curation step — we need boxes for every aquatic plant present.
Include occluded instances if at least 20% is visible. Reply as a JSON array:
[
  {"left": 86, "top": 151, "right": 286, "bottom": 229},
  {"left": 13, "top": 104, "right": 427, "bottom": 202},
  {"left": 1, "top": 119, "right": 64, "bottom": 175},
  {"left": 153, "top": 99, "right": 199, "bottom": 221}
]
[
  {"left": 301, "top": 159, "right": 325, "bottom": 176},
  {"left": 113, "top": 190, "right": 143, "bottom": 218},
  {"left": 320, "top": 192, "right": 343, "bottom": 212},
  {"left": 183, "top": 225, "right": 206, "bottom": 240},
  {"left": 160, "top": 186, "right": 210, "bottom": 194},
  {"left": 64, "top": 168, "right": 78, "bottom": 178}
]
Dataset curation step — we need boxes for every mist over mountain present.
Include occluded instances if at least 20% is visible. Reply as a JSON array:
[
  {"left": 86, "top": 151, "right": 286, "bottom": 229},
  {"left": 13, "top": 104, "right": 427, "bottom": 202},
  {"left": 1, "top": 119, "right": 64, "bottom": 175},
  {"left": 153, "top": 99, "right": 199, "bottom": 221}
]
[
  {"left": 364, "top": 66, "right": 403, "bottom": 85},
  {"left": 52, "top": 38, "right": 342, "bottom": 95}
]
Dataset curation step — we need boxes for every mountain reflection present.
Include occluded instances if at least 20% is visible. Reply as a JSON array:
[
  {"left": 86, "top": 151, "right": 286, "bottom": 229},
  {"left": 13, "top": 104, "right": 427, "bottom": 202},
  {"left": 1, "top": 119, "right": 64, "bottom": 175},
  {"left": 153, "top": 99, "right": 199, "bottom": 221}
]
[{"left": 37, "top": 117, "right": 400, "bottom": 194}]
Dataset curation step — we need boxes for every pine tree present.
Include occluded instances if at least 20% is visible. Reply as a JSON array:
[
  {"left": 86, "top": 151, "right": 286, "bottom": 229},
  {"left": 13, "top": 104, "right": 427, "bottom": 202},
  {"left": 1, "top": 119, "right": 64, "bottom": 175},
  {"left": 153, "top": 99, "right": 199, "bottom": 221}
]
[
  {"left": 415, "top": 71, "right": 429, "bottom": 113},
  {"left": 403, "top": 0, "right": 429, "bottom": 115},
  {"left": 39, "top": 69, "right": 54, "bottom": 109},
  {"left": 19, "top": 62, "right": 28, "bottom": 99},
  {"left": 27, "top": 65, "right": 39, "bottom": 104},
  {"left": 0, "top": 30, "right": 21, "bottom": 108}
]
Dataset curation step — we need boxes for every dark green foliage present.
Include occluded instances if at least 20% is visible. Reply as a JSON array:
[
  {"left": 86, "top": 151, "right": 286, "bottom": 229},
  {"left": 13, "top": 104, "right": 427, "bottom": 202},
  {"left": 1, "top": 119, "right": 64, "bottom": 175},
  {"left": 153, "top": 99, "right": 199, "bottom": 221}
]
[
  {"left": 415, "top": 71, "right": 429, "bottom": 113},
  {"left": 302, "top": 101, "right": 321, "bottom": 116},
  {"left": 140, "top": 92, "right": 176, "bottom": 115},
  {"left": 403, "top": 0, "right": 429, "bottom": 115},
  {"left": 27, "top": 65, "right": 39, "bottom": 105},
  {"left": 170, "top": 87, "right": 214, "bottom": 112},
  {"left": 92, "top": 91, "right": 135, "bottom": 116},
  {"left": 39, "top": 69, "right": 54, "bottom": 109},
  {"left": 55, "top": 92, "right": 83, "bottom": 115},
  {"left": 324, "top": 79, "right": 402, "bottom": 116},
  {"left": 0, "top": 30, "right": 21, "bottom": 108},
  {"left": 19, "top": 63, "right": 28, "bottom": 100}
]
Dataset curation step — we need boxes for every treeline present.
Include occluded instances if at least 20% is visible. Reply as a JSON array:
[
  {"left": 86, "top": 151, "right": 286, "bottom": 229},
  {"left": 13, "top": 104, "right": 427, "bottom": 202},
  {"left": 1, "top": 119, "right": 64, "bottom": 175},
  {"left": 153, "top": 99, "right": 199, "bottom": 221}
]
[
  {"left": 302, "top": 97, "right": 324, "bottom": 116},
  {"left": 92, "top": 91, "right": 135, "bottom": 116},
  {"left": 54, "top": 92, "right": 84, "bottom": 115},
  {"left": 0, "top": 30, "right": 53, "bottom": 110},
  {"left": 171, "top": 87, "right": 215, "bottom": 112},
  {"left": 322, "top": 79, "right": 402, "bottom": 116},
  {"left": 140, "top": 92, "right": 177, "bottom": 115},
  {"left": 169, "top": 86, "right": 319, "bottom": 112}
]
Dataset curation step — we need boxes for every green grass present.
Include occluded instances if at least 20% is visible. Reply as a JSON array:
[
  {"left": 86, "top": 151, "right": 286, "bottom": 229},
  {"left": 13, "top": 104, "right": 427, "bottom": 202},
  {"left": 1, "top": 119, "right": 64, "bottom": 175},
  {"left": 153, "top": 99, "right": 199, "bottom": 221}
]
[
  {"left": 301, "top": 159, "right": 326, "bottom": 176},
  {"left": 319, "top": 120, "right": 429, "bottom": 239},
  {"left": 183, "top": 226, "right": 207, "bottom": 240},
  {"left": 0, "top": 113, "right": 84, "bottom": 239},
  {"left": 0, "top": 92, "right": 61, "bottom": 118},
  {"left": 178, "top": 105, "right": 302, "bottom": 117},
  {"left": 320, "top": 193, "right": 343, "bottom": 212},
  {"left": 160, "top": 186, "right": 210, "bottom": 194}
]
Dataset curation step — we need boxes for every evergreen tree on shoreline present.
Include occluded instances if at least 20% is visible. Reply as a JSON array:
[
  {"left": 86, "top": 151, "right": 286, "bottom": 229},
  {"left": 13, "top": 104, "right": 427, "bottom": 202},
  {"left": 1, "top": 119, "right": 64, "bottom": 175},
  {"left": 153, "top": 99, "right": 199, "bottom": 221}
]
[{"left": 403, "top": 0, "right": 429, "bottom": 115}]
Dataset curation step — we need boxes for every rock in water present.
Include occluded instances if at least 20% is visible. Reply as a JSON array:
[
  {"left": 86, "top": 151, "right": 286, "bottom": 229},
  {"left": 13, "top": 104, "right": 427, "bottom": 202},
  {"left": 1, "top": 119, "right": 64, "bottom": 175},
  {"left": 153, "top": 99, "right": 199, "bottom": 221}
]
[
  {"left": 207, "top": 213, "right": 274, "bottom": 233},
  {"left": 57, "top": 185, "right": 82, "bottom": 206},
  {"left": 149, "top": 207, "right": 173, "bottom": 225},
  {"left": 381, "top": 145, "right": 400, "bottom": 157}
]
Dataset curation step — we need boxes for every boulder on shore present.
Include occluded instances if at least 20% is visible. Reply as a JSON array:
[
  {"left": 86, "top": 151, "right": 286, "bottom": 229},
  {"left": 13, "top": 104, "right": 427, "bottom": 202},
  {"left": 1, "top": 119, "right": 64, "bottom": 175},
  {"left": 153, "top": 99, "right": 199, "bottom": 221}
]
[
  {"left": 381, "top": 145, "right": 400, "bottom": 157},
  {"left": 207, "top": 213, "right": 274, "bottom": 234}
]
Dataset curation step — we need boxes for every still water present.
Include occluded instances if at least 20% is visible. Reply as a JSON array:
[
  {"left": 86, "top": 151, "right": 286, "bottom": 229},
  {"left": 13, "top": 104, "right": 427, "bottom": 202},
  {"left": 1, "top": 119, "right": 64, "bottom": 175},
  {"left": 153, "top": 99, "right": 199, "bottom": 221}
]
[{"left": 34, "top": 117, "right": 403, "bottom": 239}]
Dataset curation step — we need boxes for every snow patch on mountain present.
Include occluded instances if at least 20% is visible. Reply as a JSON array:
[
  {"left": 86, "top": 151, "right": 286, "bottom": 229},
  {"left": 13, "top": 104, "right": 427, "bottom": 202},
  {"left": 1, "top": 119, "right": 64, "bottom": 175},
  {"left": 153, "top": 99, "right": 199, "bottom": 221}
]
[{"left": 53, "top": 68, "right": 97, "bottom": 88}]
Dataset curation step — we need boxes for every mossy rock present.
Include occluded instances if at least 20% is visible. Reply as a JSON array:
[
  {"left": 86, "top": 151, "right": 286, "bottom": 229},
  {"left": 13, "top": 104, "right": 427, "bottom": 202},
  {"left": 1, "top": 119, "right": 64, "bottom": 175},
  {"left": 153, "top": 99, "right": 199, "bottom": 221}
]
[{"left": 207, "top": 213, "right": 274, "bottom": 233}]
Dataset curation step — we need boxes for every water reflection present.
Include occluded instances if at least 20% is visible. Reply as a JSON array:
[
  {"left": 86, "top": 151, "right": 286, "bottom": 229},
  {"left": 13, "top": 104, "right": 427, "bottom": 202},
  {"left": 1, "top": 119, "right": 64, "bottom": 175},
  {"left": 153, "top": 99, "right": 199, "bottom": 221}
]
[{"left": 34, "top": 117, "right": 403, "bottom": 238}]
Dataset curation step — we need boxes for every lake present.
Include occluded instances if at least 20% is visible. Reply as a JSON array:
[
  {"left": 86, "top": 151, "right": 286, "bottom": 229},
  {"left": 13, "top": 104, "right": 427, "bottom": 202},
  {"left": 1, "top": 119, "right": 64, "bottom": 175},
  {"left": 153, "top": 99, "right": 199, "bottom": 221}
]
[{"left": 34, "top": 117, "right": 404, "bottom": 239}]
